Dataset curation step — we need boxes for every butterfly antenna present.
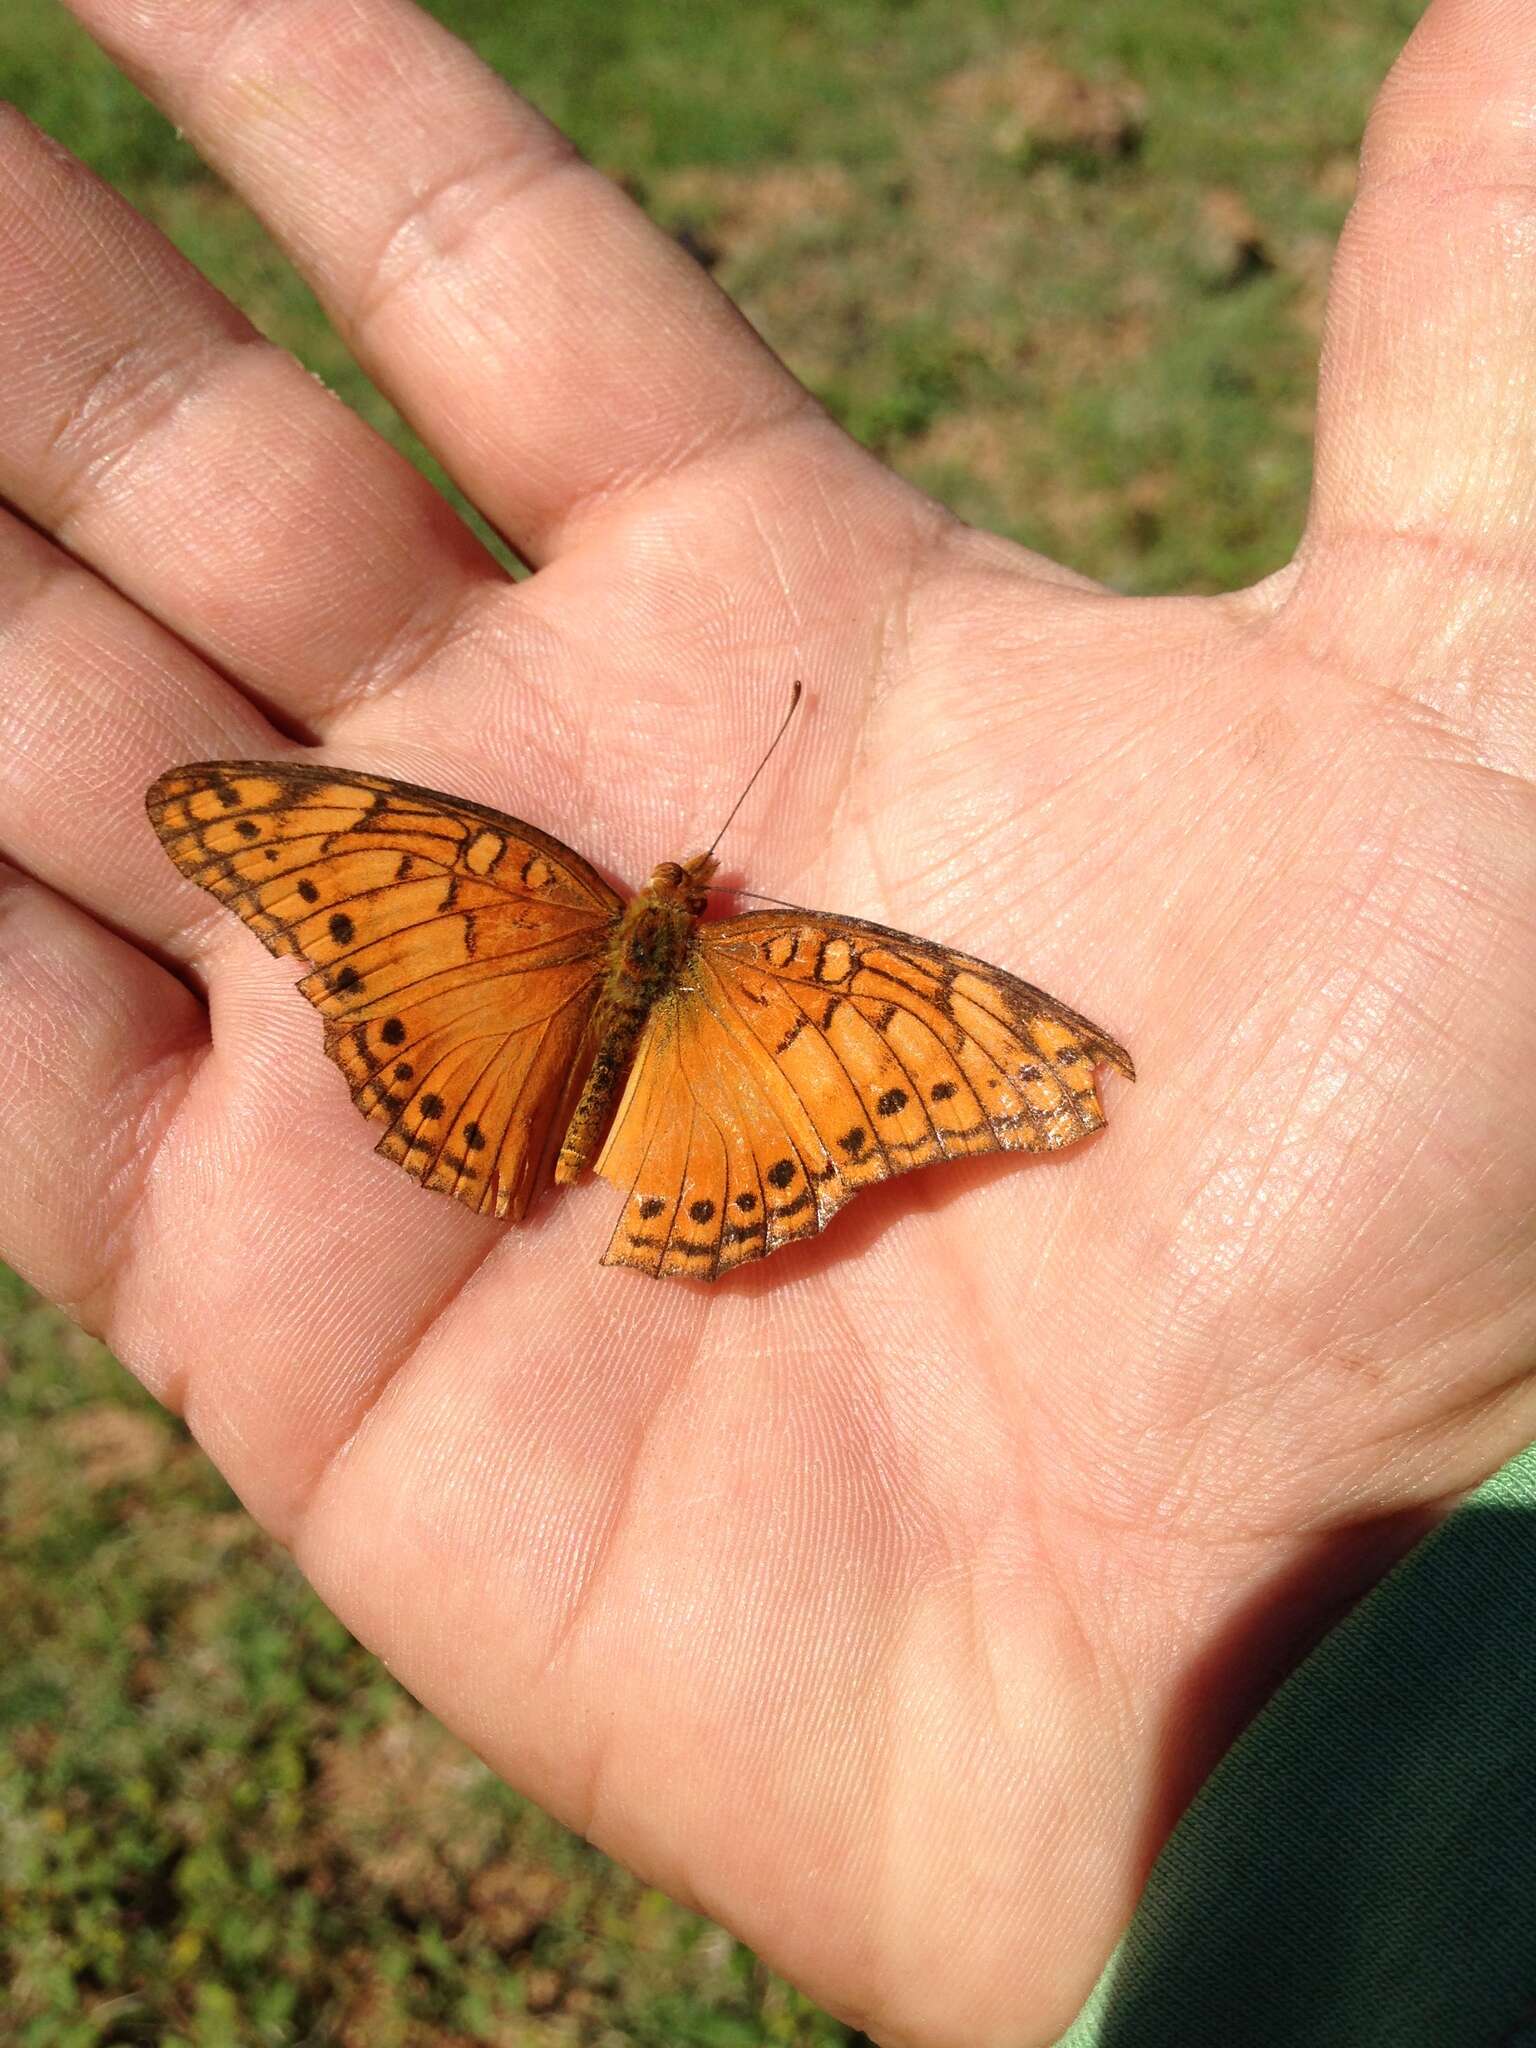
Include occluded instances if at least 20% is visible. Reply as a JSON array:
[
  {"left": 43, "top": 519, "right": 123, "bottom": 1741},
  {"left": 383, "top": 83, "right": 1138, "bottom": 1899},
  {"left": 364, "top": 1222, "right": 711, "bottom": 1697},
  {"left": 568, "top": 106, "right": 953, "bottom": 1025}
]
[
  {"left": 707, "top": 885, "right": 818, "bottom": 913},
  {"left": 704, "top": 681, "right": 803, "bottom": 860}
]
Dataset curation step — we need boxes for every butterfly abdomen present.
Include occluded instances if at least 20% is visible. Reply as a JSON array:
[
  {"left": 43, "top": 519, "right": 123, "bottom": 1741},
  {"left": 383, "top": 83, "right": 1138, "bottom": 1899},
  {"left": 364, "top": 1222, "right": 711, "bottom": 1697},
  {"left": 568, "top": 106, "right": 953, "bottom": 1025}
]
[{"left": 554, "top": 860, "right": 712, "bottom": 1185}]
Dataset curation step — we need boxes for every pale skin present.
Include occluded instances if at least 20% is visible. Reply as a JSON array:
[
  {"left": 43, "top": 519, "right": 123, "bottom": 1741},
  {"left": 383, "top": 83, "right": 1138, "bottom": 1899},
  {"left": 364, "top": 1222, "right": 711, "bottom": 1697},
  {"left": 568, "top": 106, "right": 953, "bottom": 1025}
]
[{"left": 1, "top": 0, "right": 1534, "bottom": 2041}]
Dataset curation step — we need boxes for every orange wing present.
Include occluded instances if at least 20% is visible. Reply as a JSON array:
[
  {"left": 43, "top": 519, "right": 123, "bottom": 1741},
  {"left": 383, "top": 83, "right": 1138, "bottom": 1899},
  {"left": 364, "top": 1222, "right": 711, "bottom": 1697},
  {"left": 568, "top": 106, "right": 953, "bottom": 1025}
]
[
  {"left": 147, "top": 761, "right": 622, "bottom": 1220},
  {"left": 593, "top": 909, "right": 1133, "bottom": 1279}
]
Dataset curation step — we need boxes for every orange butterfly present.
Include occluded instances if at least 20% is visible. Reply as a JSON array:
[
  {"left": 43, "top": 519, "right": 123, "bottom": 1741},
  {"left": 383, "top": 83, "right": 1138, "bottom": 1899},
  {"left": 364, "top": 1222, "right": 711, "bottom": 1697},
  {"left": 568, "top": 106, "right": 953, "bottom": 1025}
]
[{"left": 147, "top": 715, "right": 1132, "bottom": 1279}]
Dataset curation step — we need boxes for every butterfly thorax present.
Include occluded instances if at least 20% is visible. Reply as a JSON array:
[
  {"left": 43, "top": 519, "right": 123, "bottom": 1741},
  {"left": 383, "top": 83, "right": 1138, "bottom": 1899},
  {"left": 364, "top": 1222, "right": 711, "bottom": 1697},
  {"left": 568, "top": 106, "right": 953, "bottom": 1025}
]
[{"left": 553, "top": 851, "right": 718, "bottom": 1184}]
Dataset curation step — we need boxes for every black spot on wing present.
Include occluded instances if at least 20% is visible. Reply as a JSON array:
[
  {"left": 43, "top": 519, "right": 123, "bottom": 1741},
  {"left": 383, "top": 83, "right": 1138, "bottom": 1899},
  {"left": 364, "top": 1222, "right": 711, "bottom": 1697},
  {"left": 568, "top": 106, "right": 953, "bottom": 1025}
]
[
  {"left": 766, "top": 1158, "right": 797, "bottom": 1190},
  {"left": 639, "top": 1196, "right": 667, "bottom": 1220},
  {"left": 688, "top": 1197, "right": 716, "bottom": 1224},
  {"left": 875, "top": 1087, "right": 908, "bottom": 1117},
  {"left": 329, "top": 912, "right": 354, "bottom": 945}
]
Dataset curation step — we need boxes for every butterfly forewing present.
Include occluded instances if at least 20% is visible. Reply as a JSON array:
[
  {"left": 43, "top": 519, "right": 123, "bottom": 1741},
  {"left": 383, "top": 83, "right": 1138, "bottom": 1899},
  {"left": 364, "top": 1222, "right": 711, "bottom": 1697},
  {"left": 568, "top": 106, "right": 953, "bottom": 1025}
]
[
  {"left": 147, "top": 762, "right": 623, "bottom": 1220},
  {"left": 593, "top": 909, "right": 1133, "bottom": 1277}
]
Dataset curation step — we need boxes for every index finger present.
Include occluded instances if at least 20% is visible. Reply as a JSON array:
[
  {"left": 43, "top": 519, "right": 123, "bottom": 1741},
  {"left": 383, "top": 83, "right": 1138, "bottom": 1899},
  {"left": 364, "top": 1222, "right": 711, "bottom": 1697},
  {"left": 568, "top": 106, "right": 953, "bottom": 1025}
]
[{"left": 61, "top": 0, "right": 825, "bottom": 566}]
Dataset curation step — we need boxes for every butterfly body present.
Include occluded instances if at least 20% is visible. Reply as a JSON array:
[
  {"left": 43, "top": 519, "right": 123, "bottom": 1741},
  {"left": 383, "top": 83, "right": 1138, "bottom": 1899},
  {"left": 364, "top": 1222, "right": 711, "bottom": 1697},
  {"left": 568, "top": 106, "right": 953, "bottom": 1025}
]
[
  {"left": 147, "top": 760, "right": 1132, "bottom": 1280},
  {"left": 556, "top": 852, "right": 718, "bottom": 1185}
]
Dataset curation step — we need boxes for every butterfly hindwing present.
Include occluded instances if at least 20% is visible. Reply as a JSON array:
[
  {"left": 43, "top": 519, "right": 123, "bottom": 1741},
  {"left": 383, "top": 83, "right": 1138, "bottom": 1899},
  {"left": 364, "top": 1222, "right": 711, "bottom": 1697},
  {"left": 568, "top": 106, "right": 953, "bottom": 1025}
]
[
  {"left": 147, "top": 761, "right": 623, "bottom": 1220},
  {"left": 592, "top": 980, "right": 830, "bottom": 1279},
  {"left": 594, "top": 908, "right": 1133, "bottom": 1278}
]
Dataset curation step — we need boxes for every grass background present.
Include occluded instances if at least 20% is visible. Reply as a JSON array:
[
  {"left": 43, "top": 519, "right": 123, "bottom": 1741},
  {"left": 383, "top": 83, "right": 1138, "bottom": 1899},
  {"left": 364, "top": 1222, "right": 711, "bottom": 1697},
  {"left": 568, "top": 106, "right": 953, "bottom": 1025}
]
[{"left": 2, "top": 1, "right": 1420, "bottom": 2041}]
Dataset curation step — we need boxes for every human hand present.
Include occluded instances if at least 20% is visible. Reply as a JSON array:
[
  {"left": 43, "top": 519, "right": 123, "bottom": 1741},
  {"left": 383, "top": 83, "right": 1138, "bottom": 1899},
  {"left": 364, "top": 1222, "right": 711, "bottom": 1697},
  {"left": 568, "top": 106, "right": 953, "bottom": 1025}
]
[{"left": 2, "top": 1, "right": 1532, "bottom": 2042}]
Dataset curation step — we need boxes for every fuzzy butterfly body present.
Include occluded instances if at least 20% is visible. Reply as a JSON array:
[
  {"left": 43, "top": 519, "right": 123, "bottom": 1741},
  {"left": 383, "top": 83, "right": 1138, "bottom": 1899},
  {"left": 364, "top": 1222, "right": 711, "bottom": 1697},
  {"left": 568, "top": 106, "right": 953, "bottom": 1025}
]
[{"left": 147, "top": 761, "right": 1133, "bottom": 1279}]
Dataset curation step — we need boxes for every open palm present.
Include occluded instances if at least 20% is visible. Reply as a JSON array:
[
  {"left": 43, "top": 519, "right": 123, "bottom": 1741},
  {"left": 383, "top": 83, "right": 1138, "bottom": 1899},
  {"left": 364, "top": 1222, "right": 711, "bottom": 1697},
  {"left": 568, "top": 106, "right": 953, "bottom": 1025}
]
[{"left": 4, "top": 2, "right": 1535, "bottom": 2043}]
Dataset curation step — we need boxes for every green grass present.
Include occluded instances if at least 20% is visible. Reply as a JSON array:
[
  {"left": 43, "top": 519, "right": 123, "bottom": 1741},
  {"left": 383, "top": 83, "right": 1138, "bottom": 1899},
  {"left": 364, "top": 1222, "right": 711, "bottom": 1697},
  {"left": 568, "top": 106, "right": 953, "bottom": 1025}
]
[{"left": 3, "top": 0, "right": 1421, "bottom": 2038}]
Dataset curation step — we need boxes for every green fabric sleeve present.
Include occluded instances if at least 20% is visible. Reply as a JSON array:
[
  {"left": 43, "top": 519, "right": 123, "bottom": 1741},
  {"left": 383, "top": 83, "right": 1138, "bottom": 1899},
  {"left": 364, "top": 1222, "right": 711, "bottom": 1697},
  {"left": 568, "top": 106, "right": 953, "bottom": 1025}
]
[{"left": 1060, "top": 1439, "right": 1536, "bottom": 2048}]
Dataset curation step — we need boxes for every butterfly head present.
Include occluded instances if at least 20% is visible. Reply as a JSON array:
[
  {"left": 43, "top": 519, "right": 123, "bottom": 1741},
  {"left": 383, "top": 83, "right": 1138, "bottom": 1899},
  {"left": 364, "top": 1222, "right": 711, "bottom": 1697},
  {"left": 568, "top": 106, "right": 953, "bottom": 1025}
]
[{"left": 647, "top": 852, "right": 719, "bottom": 918}]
